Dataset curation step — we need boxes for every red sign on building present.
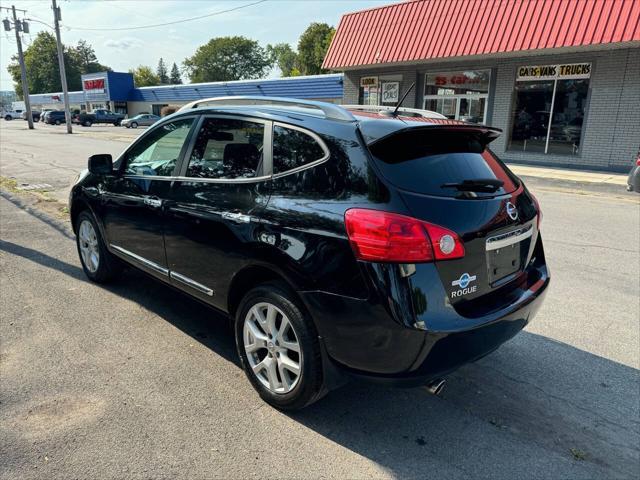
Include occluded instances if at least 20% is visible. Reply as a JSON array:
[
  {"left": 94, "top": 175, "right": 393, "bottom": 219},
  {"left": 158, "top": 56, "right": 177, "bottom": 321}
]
[{"left": 83, "top": 78, "right": 105, "bottom": 91}]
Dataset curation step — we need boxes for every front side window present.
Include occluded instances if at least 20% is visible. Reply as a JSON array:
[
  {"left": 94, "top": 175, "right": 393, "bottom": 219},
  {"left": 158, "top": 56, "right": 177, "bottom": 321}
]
[
  {"left": 186, "top": 118, "right": 265, "bottom": 179},
  {"left": 273, "top": 125, "right": 326, "bottom": 174},
  {"left": 509, "top": 63, "right": 591, "bottom": 155},
  {"left": 124, "top": 118, "right": 193, "bottom": 176}
]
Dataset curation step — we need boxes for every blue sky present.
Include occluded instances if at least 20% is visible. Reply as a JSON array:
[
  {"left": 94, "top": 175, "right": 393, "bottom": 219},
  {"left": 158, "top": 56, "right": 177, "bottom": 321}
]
[{"left": 0, "top": 0, "right": 400, "bottom": 91}]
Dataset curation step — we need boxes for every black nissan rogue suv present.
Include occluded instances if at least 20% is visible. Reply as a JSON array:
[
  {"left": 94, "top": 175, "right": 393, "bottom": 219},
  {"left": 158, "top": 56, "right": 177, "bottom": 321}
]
[{"left": 69, "top": 97, "right": 549, "bottom": 410}]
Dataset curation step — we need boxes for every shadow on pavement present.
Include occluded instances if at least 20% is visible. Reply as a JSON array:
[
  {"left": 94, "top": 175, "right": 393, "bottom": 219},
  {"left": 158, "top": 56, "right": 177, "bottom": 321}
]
[
  {"left": 0, "top": 190, "right": 74, "bottom": 240},
  {"left": 104, "top": 268, "right": 640, "bottom": 479},
  {"left": 2, "top": 234, "right": 638, "bottom": 478},
  {"left": 0, "top": 239, "right": 85, "bottom": 281}
]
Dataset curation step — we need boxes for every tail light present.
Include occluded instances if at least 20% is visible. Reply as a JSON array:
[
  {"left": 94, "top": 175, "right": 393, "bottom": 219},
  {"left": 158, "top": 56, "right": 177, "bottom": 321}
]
[
  {"left": 530, "top": 192, "right": 543, "bottom": 229},
  {"left": 344, "top": 209, "right": 464, "bottom": 263}
]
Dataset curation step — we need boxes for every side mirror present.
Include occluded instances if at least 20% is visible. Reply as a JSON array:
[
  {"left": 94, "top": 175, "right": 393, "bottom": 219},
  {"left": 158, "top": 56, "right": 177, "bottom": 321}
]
[{"left": 88, "top": 154, "right": 113, "bottom": 175}]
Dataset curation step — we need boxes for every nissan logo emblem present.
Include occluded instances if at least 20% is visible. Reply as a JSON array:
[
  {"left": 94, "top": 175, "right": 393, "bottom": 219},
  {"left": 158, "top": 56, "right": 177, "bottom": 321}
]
[{"left": 506, "top": 202, "right": 518, "bottom": 221}]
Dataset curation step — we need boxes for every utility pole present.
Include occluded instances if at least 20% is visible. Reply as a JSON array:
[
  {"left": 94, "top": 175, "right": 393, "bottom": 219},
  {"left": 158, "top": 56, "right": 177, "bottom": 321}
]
[
  {"left": 51, "top": 0, "right": 72, "bottom": 133},
  {"left": 8, "top": 5, "right": 34, "bottom": 129}
]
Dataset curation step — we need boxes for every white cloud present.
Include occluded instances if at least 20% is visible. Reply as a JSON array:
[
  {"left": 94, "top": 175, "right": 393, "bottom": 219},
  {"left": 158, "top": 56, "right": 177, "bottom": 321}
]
[{"left": 104, "top": 37, "right": 142, "bottom": 51}]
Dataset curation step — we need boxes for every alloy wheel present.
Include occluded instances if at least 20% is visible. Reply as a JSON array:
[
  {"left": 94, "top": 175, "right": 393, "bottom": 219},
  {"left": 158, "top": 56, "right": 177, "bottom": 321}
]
[
  {"left": 78, "top": 219, "right": 100, "bottom": 273},
  {"left": 243, "top": 302, "right": 302, "bottom": 394}
]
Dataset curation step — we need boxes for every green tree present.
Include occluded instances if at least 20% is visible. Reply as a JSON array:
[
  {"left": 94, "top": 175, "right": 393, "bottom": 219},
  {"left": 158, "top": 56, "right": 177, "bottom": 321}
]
[
  {"left": 266, "top": 43, "right": 298, "bottom": 77},
  {"left": 129, "top": 65, "right": 160, "bottom": 87},
  {"left": 7, "top": 33, "right": 109, "bottom": 97},
  {"left": 169, "top": 62, "right": 182, "bottom": 84},
  {"left": 157, "top": 58, "right": 169, "bottom": 84},
  {"left": 71, "top": 40, "right": 110, "bottom": 75},
  {"left": 297, "top": 23, "right": 335, "bottom": 75},
  {"left": 8, "top": 32, "right": 77, "bottom": 96},
  {"left": 183, "top": 36, "right": 271, "bottom": 82}
]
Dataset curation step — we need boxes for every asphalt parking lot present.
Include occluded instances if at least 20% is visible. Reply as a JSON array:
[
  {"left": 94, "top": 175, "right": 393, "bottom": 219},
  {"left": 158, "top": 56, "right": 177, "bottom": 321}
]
[{"left": 1, "top": 121, "right": 639, "bottom": 479}]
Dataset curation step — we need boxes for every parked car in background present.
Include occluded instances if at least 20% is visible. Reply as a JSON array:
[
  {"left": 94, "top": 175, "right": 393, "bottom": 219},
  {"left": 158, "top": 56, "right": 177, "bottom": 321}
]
[
  {"left": 78, "top": 109, "right": 125, "bottom": 127},
  {"left": 71, "top": 110, "right": 86, "bottom": 124},
  {"left": 3, "top": 109, "right": 23, "bottom": 120},
  {"left": 121, "top": 114, "right": 160, "bottom": 128},
  {"left": 21, "top": 110, "right": 41, "bottom": 122},
  {"left": 69, "top": 97, "right": 548, "bottom": 410},
  {"left": 627, "top": 149, "right": 640, "bottom": 193},
  {"left": 44, "top": 110, "right": 67, "bottom": 125},
  {"left": 42, "top": 110, "right": 55, "bottom": 123}
]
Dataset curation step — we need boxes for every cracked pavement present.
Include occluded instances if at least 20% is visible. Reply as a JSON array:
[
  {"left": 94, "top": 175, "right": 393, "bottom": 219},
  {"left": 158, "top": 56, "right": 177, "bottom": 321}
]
[{"left": 1, "top": 120, "right": 639, "bottom": 479}]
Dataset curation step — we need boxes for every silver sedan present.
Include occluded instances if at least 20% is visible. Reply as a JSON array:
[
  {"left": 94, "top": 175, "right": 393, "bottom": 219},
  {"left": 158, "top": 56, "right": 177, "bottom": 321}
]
[{"left": 122, "top": 114, "right": 160, "bottom": 128}]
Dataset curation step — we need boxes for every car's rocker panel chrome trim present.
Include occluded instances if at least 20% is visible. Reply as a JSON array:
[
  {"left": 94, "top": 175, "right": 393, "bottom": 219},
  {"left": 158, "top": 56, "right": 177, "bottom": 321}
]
[
  {"left": 110, "top": 244, "right": 169, "bottom": 276},
  {"left": 110, "top": 244, "right": 215, "bottom": 296},
  {"left": 169, "top": 271, "right": 215, "bottom": 296},
  {"left": 486, "top": 225, "right": 533, "bottom": 251}
]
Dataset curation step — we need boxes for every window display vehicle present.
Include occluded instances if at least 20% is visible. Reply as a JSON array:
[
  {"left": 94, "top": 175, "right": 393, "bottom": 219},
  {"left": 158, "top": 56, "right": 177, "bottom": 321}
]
[{"left": 68, "top": 97, "right": 549, "bottom": 410}]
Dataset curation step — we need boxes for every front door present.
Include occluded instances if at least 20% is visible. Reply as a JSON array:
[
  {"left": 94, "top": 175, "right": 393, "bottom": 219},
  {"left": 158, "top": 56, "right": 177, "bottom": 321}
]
[
  {"left": 101, "top": 117, "right": 195, "bottom": 279},
  {"left": 163, "top": 115, "right": 271, "bottom": 308}
]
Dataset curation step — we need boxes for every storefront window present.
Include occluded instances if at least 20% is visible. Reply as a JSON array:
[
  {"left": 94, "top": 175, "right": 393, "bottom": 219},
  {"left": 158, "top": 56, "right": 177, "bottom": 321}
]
[
  {"left": 423, "top": 70, "right": 490, "bottom": 123},
  {"left": 547, "top": 79, "right": 589, "bottom": 155},
  {"left": 509, "top": 63, "right": 591, "bottom": 155},
  {"left": 359, "top": 76, "right": 402, "bottom": 106}
]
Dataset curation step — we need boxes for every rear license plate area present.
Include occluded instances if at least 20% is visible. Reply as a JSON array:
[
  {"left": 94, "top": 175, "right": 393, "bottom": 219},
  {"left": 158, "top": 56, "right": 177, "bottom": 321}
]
[
  {"left": 485, "top": 225, "right": 533, "bottom": 286},
  {"left": 487, "top": 244, "right": 522, "bottom": 284}
]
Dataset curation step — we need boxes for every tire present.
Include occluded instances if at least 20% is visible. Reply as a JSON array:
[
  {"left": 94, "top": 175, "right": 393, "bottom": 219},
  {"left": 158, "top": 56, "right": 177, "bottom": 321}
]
[
  {"left": 4, "top": 115, "right": 11, "bottom": 121},
  {"left": 54, "top": 119, "right": 61, "bottom": 125},
  {"left": 130, "top": 122, "right": 138, "bottom": 129},
  {"left": 75, "top": 210, "right": 121, "bottom": 283},
  {"left": 235, "top": 282, "right": 323, "bottom": 410},
  {"left": 113, "top": 121, "right": 121, "bottom": 126},
  {"left": 83, "top": 120, "right": 92, "bottom": 127}
]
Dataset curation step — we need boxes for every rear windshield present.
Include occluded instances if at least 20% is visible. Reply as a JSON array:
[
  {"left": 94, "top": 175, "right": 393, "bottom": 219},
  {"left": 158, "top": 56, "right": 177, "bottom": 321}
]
[{"left": 368, "top": 129, "right": 519, "bottom": 198}]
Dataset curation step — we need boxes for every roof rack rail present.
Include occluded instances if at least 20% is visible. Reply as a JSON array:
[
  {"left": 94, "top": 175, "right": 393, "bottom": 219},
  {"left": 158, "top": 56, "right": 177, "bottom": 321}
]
[
  {"left": 341, "top": 105, "right": 447, "bottom": 119},
  {"left": 177, "top": 96, "right": 356, "bottom": 122}
]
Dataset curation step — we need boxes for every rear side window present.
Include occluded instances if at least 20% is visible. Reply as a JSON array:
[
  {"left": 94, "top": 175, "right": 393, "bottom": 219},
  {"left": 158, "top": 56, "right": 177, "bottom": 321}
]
[
  {"left": 187, "top": 118, "right": 265, "bottom": 179},
  {"left": 273, "top": 125, "right": 326, "bottom": 175},
  {"left": 368, "top": 129, "right": 519, "bottom": 198}
]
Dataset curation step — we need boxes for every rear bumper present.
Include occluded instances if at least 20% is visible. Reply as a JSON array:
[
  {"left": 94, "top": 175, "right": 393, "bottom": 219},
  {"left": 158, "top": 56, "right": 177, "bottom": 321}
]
[{"left": 300, "top": 263, "right": 549, "bottom": 386}]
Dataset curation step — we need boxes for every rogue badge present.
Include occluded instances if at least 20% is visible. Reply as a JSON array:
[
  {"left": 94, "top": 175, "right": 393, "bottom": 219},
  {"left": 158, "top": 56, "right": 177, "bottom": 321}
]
[{"left": 451, "top": 272, "right": 477, "bottom": 298}]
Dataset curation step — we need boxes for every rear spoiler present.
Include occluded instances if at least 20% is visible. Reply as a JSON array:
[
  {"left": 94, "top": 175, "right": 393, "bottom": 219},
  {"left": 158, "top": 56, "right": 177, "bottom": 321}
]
[{"left": 363, "top": 123, "right": 502, "bottom": 147}]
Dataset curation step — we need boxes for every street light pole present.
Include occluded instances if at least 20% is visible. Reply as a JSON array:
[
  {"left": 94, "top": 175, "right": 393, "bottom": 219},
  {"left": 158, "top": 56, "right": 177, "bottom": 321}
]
[
  {"left": 51, "top": 0, "right": 72, "bottom": 133},
  {"left": 11, "top": 5, "right": 33, "bottom": 129}
]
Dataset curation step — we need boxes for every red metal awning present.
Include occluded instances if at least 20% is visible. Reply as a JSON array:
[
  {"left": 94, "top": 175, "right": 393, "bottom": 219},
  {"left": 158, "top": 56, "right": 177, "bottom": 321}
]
[{"left": 323, "top": 0, "right": 640, "bottom": 69}]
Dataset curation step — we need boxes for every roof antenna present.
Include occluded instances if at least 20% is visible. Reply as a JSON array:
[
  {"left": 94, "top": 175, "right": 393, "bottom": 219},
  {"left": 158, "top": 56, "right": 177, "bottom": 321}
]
[{"left": 390, "top": 82, "right": 415, "bottom": 117}]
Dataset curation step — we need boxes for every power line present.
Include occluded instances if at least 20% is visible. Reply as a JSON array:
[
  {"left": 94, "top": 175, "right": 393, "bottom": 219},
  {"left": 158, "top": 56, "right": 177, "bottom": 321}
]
[{"left": 64, "top": 0, "right": 267, "bottom": 31}]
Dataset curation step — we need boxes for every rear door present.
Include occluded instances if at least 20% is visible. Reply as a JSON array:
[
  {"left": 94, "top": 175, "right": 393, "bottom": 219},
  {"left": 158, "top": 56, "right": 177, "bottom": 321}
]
[
  {"left": 367, "top": 126, "right": 540, "bottom": 305},
  {"left": 100, "top": 117, "right": 196, "bottom": 279},
  {"left": 163, "top": 115, "right": 271, "bottom": 307}
]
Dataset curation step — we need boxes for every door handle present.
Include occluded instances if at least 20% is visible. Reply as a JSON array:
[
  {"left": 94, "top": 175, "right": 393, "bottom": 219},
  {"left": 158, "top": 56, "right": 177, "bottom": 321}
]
[
  {"left": 221, "top": 212, "right": 251, "bottom": 224},
  {"left": 143, "top": 196, "right": 163, "bottom": 208}
]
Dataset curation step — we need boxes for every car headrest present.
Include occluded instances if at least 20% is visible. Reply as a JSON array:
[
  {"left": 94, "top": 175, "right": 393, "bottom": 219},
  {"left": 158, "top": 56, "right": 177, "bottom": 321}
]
[{"left": 223, "top": 143, "right": 261, "bottom": 171}]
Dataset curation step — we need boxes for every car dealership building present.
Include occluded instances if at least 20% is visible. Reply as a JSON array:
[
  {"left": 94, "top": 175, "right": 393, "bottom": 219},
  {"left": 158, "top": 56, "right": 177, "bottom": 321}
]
[{"left": 324, "top": 0, "right": 640, "bottom": 171}]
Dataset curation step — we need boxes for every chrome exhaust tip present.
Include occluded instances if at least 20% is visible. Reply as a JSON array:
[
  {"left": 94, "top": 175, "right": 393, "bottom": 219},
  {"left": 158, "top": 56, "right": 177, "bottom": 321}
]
[{"left": 425, "top": 378, "right": 446, "bottom": 396}]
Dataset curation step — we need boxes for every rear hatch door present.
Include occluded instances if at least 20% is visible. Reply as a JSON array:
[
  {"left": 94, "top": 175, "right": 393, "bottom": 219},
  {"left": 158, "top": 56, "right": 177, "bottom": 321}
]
[{"left": 367, "top": 125, "right": 539, "bottom": 306}]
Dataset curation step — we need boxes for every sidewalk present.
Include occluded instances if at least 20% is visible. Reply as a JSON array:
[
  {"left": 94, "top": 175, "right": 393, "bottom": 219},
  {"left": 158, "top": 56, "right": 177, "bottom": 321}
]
[{"left": 508, "top": 164, "right": 628, "bottom": 186}]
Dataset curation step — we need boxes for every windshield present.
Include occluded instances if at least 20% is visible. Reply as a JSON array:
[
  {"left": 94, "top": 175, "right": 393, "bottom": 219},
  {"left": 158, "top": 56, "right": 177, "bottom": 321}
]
[{"left": 368, "top": 128, "right": 519, "bottom": 198}]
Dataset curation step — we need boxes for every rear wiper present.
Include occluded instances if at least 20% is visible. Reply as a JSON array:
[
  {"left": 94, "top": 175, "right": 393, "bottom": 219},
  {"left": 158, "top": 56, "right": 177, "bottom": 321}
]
[{"left": 440, "top": 178, "right": 504, "bottom": 193}]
